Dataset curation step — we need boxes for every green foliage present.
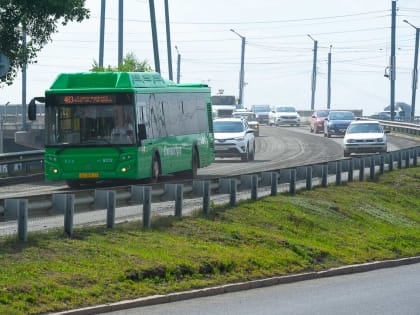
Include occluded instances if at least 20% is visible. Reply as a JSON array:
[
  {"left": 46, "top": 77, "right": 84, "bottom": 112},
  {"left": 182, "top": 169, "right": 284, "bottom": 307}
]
[
  {"left": 90, "top": 52, "right": 153, "bottom": 72},
  {"left": 0, "top": 0, "right": 90, "bottom": 85},
  {"left": 0, "top": 167, "right": 419, "bottom": 314}
]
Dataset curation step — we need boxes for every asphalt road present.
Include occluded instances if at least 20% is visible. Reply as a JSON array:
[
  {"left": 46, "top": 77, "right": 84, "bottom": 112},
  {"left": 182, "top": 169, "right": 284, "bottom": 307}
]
[{"left": 104, "top": 263, "right": 420, "bottom": 315}]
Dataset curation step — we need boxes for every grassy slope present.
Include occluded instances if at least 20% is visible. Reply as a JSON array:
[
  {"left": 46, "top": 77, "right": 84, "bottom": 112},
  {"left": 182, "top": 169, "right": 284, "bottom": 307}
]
[{"left": 0, "top": 167, "right": 419, "bottom": 314}]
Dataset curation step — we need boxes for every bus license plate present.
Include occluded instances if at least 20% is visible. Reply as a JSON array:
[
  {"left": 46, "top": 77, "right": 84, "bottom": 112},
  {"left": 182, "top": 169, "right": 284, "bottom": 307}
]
[{"left": 79, "top": 172, "right": 99, "bottom": 179}]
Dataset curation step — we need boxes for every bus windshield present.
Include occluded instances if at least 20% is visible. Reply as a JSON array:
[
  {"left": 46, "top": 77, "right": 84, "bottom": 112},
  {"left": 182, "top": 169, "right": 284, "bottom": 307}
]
[{"left": 45, "top": 104, "right": 136, "bottom": 146}]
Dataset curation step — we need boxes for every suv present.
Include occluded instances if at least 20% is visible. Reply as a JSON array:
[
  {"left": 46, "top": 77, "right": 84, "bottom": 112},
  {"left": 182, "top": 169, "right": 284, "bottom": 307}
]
[
  {"left": 213, "top": 118, "right": 256, "bottom": 161},
  {"left": 250, "top": 105, "right": 271, "bottom": 125},
  {"left": 268, "top": 106, "right": 301, "bottom": 126},
  {"left": 324, "top": 110, "right": 356, "bottom": 137}
]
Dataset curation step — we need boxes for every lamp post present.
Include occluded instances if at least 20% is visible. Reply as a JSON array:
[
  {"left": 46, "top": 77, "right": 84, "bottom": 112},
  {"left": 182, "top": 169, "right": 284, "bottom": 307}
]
[
  {"left": 175, "top": 45, "right": 181, "bottom": 84},
  {"left": 327, "top": 45, "right": 332, "bottom": 109},
  {"left": 230, "top": 29, "right": 246, "bottom": 107},
  {"left": 403, "top": 19, "right": 419, "bottom": 122},
  {"left": 308, "top": 34, "right": 318, "bottom": 111},
  {"left": 0, "top": 102, "right": 10, "bottom": 153}
]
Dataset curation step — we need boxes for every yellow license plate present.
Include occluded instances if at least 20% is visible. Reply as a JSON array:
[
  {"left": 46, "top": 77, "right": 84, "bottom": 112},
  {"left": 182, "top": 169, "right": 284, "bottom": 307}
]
[{"left": 79, "top": 172, "right": 99, "bottom": 179}]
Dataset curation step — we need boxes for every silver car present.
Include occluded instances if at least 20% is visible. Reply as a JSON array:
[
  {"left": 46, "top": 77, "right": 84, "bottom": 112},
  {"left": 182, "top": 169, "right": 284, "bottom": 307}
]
[
  {"left": 213, "top": 118, "right": 256, "bottom": 161},
  {"left": 343, "top": 121, "right": 388, "bottom": 157}
]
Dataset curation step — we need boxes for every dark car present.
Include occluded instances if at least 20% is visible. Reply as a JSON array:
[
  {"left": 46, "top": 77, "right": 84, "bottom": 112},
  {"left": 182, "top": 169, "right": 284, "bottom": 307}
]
[
  {"left": 324, "top": 110, "right": 356, "bottom": 137},
  {"left": 250, "top": 105, "right": 271, "bottom": 125},
  {"left": 310, "top": 109, "right": 330, "bottom": 133}
]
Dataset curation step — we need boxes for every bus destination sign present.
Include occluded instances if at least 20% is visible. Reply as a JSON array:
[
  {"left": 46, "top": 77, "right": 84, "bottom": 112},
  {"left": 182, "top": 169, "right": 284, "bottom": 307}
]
[{"left": 60, "top": 94, "right": 115, "bottom": 104}]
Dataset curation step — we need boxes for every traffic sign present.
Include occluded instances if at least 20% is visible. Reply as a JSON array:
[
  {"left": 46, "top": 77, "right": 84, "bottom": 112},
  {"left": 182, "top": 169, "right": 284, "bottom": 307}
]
[{"left": 0, "top": 53, "right": 11, "bottom": 78}]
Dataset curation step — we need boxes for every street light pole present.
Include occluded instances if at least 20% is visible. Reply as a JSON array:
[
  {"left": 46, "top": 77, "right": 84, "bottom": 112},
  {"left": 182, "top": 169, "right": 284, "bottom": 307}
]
[
  {"left": 308, "top": 34, "right": 318, "bottom": 111},
  {"left": 0, "top": 102, "right": 10, "bottom": 153},
  {"left": 327, "top": 45, "right": 332, "bottom": 109},
  {"left": 175, "top": 45, "right": 181, "bottom": 84},
  {"left": 403, "top": 19, "right": 419, "bottom": 122},
  {"left": 231, "top": 29, "right": 246, "bottom": 107}
]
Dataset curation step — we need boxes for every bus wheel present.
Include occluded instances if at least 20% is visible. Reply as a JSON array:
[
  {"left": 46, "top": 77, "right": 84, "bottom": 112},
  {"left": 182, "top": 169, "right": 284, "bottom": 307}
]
[{"left": 151, "top": 156, "right": 160, "bottom": 183}]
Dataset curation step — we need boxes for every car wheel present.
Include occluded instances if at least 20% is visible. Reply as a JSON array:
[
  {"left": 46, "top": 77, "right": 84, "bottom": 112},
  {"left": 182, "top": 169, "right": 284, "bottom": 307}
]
[
  {"left": 344, "top": 150, "right": 350, "bottom": 157},
  {"left": 241, "top": 145, "right": 249, "bottom": 161},
  {"left": 249, "top": 143, "right": 255, "bottom": 161}
]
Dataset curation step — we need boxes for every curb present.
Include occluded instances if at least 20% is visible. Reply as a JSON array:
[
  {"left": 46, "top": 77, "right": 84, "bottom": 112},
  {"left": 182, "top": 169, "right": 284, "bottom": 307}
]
[{"left": 51, "top": 256, "right": 420, "bottom": 315}]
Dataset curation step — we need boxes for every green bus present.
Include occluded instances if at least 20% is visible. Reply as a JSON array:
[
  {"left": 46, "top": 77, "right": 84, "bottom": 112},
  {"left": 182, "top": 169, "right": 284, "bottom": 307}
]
[{"left": 28, "top": 72, "right": 214, "bottom": 187}]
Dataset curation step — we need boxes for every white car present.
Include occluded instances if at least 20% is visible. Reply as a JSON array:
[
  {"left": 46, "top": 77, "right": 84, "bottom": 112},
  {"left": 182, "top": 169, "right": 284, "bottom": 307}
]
[
  {"left": 268, "top": 106, "right": 301, "bottom": 126},
  {"left": 213, "top": 118, "right": 256, "bottom": 161},
  {"left": 343, "top": 121, "right": 389, "bottom": 157}
]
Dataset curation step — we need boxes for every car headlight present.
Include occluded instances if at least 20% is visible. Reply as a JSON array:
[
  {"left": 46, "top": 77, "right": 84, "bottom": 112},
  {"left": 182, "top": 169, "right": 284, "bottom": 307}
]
[{"left": 234, "top": 136, "right": 245, "bottom": 141}]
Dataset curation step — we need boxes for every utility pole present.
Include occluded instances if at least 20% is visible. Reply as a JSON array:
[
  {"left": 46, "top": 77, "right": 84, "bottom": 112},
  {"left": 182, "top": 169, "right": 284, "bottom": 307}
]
[
  {"left": 149, "top": 0, "right": 161, "bottom": 73},
  {"left": 99, "top": 0, "right": 106, "bottom": 68},
  {"left": 230, "top": 29, "right": 246, "bottom": 107},
  {"left": 21, "top": 29, "right": 27, "bottom": 131},
  {"left": 175, "top": 46, "right": 181, "bottom": 83},
  {"left": 403, "top": 20, "right": 419, "bottom": 122},
  {"left": 118, "top": 0, "right": 123, "bottom": 66},
  {"left": 308, "top": 34, "right": 318, "bottom": 111},
  {"left": 390, "top": 0, "right": 396, "bottom": 120},
  {"left": 164, "top": 0, "right": 173, "bottom": 80},
  {"left": 327, "top": 45, "right": 332, "bottom": 109}
]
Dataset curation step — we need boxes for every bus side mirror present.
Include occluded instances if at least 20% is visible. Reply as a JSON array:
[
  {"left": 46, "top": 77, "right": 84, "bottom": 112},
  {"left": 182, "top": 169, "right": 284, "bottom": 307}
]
[
  {"left": 138, "top": 123, "right": 147, "bottom": 142},
  {"left": 28, "top": 97, "right": 45, "bottom": 121}
]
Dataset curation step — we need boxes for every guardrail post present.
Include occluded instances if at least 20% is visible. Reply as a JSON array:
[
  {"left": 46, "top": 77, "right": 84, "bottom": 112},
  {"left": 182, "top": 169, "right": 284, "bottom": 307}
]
[
  {"left": 336, "top": 161, "right": 342, "bottom": 185},
  {"left": 203, "top": 181, "right": 210, "bottom": 215},
  {"left": 370, "top": 156, "right": 375, "bottom": 180},
  {"left": 175, "top": 184, "right": 183, "bottom": 218},
  {"left": 271, "top": 172, "right": 278, "bottom": 196},
  {"left": 230, "top": 179, "right": 237, "bottom": 207},
  {"left": 322, "top": 164, "right": 328, "bottom": 187},
  {"left": 359, "top": 158, "right": 365, "bottom": 181},
  {"left": 413, "top": 148, "right": 418, "bottom": 167},
  {"left": 251, "top": 175, "right": 258, "bottom": 201},
  {"left": 380, "top": 154, "right": 385, "bottom": 174},
  {"left": 64, "top": 194, "right": 75, "bottom": 237},
  {"left": 398, "top": 151, "right": 402, "bottom": 169},
  {"left": 289, "top": 169, "right": 296, "bottom": 195},
  {"left": 306, "top": 166, "right": 312, "bottom": 190},
  {"left": 143, "top": 186, "right": 152, "bottom": 229},
  {"left": 389, "top": 153, "right": 394, "bottom": 171},
  {"left": 348, "top": 159, "right": 354, "bottom": 182},
  {"left": 17, "top": 199, "right": 28, "bottom": 242},
  {"left": 106, "top": 191, "right": 116, "bottom": 229},
  {"left": 405, "top": 150, "right": 410, "bottom": 168}
]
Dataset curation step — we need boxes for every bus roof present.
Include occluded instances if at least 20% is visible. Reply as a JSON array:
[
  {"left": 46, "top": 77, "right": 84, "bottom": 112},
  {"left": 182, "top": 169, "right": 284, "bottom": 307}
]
[{"left": 46, "top": 72, "right": 209, "bottom": 92}]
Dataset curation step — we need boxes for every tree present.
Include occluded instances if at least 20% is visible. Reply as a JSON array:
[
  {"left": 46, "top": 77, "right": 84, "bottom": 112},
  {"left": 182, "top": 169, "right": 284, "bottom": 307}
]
[
  {"left": 0, "top": 0, "right": 90, "bottom": 85},
  {"left": 90, "top": 52, "right": 153, "bottom": 72}
]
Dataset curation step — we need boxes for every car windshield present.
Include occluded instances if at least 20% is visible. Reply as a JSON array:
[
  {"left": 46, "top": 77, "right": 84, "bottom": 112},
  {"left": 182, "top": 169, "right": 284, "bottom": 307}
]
[
  {"left": 213, "top": 121, "right": 245, "bottom": 133},
  {"left": 347, "top": 123, "right": 383, "bottom": 134},
  {"left": 276, "top": 107, "right": 295, "bottom": 112},
  {"left": 316, "top": 110, "right": 329, "bottom": 117},
  {"left": 253, "top": 106, "right": 270, "bottom": 112},
  {"left": 329, "top": 112, "right": 354, "bottom": 120}
]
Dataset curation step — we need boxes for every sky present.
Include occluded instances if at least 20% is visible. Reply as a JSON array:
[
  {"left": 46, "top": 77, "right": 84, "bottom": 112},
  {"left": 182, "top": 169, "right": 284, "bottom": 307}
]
[{"left": 1, "top": 0, "right": 420, "bottom": 115}]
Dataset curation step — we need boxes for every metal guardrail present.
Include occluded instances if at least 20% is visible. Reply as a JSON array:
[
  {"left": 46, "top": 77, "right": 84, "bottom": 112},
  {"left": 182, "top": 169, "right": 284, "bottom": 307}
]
[{"left": 1, "top": 146, "right": 419, "bottom": 241}]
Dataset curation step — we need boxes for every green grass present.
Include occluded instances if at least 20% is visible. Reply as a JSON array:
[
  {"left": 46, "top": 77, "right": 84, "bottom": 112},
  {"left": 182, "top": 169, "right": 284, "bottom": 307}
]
[{"left": 1, "top": 167, "right": 420, "bottom": 314}]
